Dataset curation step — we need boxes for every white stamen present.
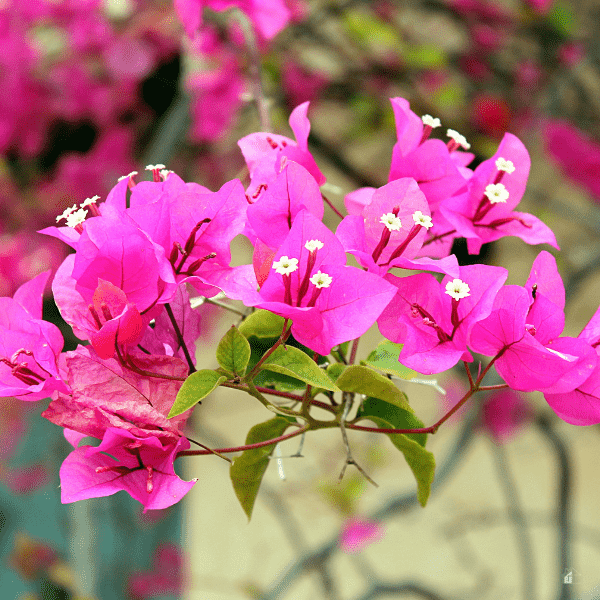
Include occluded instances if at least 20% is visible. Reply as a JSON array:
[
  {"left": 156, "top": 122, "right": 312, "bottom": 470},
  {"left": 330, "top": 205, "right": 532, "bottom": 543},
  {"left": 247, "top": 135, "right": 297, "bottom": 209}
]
[
  {"left": 80, "top": 195, "right": 100, "bottom": 208},
  {"left": 446, "top": 129, "right": 471, "bottom": 150},
  {"left": 305, "top": 239, "right": 324, "bottom": 252},
  {"left": 380, "top": 213, "right": 402, "bottom": 231},
  {"left": 310, "top": 270, "right": 333, "bottom": 288},
  {"left": 495, "top": 157, "right": 515, "bottom": 173},
  {"left": 56, "top": 204, "right": 78, "bottom": 223},
  {"left": 66, "top": 208, "right": 88, "bottom": 229},
  {"left": 421, "top": 114, "right": 441, "bottom": 128},
  {"left": 445, "top": 278, "right": 470, "bottom": 300},
  {"left": 485, "top": 183, "right": 509, "bottom": 204},
  {"left": 145, "top": 164, "right": 165, "bottom": 171},
  {"left": 160, "top": 169, "right": 173, "bottom": 180},
  {"left": 272, "top": 256, "right": 299, "bottom": 275},
  {"left": 117, "top": 171, "right": 138, "bottom": 182},
  {"left": 412, "top": 210, "right": 433, "bottom": 229}
]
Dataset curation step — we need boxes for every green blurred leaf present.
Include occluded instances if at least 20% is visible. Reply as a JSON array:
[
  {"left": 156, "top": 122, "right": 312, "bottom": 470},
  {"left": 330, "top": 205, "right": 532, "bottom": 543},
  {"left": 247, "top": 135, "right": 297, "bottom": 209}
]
[
  {"left": 336, "top": 365, "right": 412, "bottom": 412},
  {"left": 403, "top": 45, "right": 447, "bottom": 68},
  {"left": 239, "top": 310, "right": 286, "bottom": 339},
  {"left": 260, "top": 346, "right": 340, "bottom": 392},
  {"left": 547, "top": 1, "right": 575, "bottom": 35},
  {"left": 168, "top": 370, "right": 226, "bottom": 418},
  {"left": 363, "top": 341, "right": 418, "bottom": 380},
  {"left": 360, "top": 412, "right": 435, "bottom": 506},
  {"left": 344, "top": 10, "right": 402, "bottom": 49},
  {"left": 230, "top": 417, "right": 293, "bottom": 519},
  {"left": 216, "top": 325, "right": 251, "bottom": 376}
]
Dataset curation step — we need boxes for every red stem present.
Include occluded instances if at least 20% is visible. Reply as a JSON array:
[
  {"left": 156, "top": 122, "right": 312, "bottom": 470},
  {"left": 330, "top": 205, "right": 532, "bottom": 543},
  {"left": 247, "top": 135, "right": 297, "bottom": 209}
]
[{"left": 177, "top": 425, "right": 308, "bottom": 457}]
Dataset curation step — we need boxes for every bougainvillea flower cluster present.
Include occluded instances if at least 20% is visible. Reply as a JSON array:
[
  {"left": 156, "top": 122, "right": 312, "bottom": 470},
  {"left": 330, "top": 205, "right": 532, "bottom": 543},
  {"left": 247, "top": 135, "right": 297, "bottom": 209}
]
[{"left": 1, "top": 96, "right": 598, "bottom": 513}]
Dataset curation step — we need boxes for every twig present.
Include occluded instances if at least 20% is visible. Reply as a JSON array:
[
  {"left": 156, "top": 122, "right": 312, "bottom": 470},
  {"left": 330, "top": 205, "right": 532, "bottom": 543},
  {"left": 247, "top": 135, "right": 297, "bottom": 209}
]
[
  {"left": 164, "top": 303, "right": 196, "bottom": 373},
  {"left": 338, "top": 392, "right": 378, "bottom": 487}
]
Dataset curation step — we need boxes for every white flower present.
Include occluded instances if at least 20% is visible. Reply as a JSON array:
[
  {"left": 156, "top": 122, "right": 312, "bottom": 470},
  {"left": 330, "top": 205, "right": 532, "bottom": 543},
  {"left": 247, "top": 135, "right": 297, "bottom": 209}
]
[
  {"left": 66, "top": 208, "right": 88, "bottom": 229},
  {"left": 484, "top": 183, "right": 509, "bottom": 204},
  {"left": 272, "top": 256, "right": 299, "bottom": 275},
  {"left": 495, "top": 157, "right": 515, "bottom": 173},
  {"left": 412, "top": 210, "right": 433, "bottom": 229},
  {"left": 445, "top": 279, "right": 470, "bottom": 300},
  {"left": 380, "top": 213, "right": 402, "bottom": 231},
  {"left": 305, "top": 239, "right": 324, "bottom": 252},
  {"left": 80, "top": 195, "right": 100, "bottom": 208},
  {"left": 446, "top": 129, "right": 471, "bottom": 150},
  {"left": 56, "top": 204, "right": 78, "bottom": 223},
  {"left": 421, "top": 114, "right": 441, "bottom": 128},
  {"left": 145, "top": 164, "right": 165, "bottom": 171},
  {"left": 310, "top": 270, "right": 333, "bottom": 288},
  {"left": 117, "top": 171, "right": 138, "bottom": 182}
]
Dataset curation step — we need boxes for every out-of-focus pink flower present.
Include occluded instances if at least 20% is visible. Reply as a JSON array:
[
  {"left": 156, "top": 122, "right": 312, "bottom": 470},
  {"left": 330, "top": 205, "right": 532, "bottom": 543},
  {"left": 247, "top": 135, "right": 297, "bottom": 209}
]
[
  {"left": 282, "top": 62, "right": 328, "bottom": 108},
  {"left": 544, "top": 120, "right": 600, "bottom": 200},
  {"left": 187, "top": 57, "right": 245, "bottom": 143},
  {"left": 525, "top": 0, "right": 553, "bottom": 14},
  {"left": 481, "top": 389, "right": 533, "bottom": 443},
  {"left": 558, "top": 42, "right": 584, "bottom": 67},
  {"left": 471, "top": 94, "right": 511, "bottom": 138},
  {"left": 127, "top": 543, "right": 183, "bottom": 599},
  {"left": 339, "top": 518, "right": 385, "bottom": 553},
  {"left": 516, "top": 60, "right": 543, "bottom": 98}
]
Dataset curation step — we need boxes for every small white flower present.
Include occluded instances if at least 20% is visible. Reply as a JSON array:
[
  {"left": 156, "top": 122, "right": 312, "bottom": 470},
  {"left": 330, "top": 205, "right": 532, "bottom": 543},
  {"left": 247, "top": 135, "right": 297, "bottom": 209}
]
[
  {"left": 305, "top": 239, "right": 324, "bottom": 252},
  {"left": 145, "top": 164, "right": 165, "bottom": 171},
  {"left": 117, "top": 171, "right": 138, "bottom": 182},
  {"left": 380, "top": 213, "right": 402, "bottom": 231},
  {"left": 310, "top": 270, "right": 333, "bottom": 288},
  {"left": 272, "top": 256, "right": 299, "bottom": 275},
  {"left": 80, "top": 195, "right": 100, "bottom": 208},
  {"left": 484, "top": 183, "right": 509, "bottom": 204},
  {"left": 56, "top": 204, "right": 78, "bottom": 223},
  {"left": 66, "top": 208, "right": 88, "bottom": 229},
  {"left": 495, "top": 157, "right": 515, "bottom": 173},
  {"left": 445, "top": 279, "right": 470, "bottom": 300},
  {"left": 412, "top": 210, "right": 433, "bottom": 229},
  {"left": 421, "top": 114, "right": 441, "bottom": 128},
  {"left": 447, "top": 129, "right": 471, "bottom": 150}
]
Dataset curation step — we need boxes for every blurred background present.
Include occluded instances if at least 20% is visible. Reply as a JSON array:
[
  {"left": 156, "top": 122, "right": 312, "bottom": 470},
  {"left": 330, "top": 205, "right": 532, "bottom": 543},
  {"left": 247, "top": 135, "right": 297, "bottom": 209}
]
[{"left": 1, "top": 0, "right": 600, "bottom": 598}]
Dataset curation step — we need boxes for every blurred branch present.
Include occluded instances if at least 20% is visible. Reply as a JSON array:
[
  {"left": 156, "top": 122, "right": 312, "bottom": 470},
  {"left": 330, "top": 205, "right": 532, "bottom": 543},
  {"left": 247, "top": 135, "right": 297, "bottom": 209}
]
[
  {"left": 535, "top": 415, "right": 573, "bottom": 600},
  {"left": 488, "top": 440, "right": 536, "bottom": 600}
]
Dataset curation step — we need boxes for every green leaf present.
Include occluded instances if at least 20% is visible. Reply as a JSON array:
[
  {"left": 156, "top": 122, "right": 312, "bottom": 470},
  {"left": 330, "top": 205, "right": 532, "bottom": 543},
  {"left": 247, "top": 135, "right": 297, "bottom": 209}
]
[
  {"left": 335, "top": 365, "right": 412, "bottom": 412},
  {"left": 357, "top": 397, "right": 427, "bottom": 447},
  {"left": 363, "top": 341, "right": 418, "bottom": 380},
  {"left": 230, "top": 417, "right": 293, "bottom": 520},
  {"left": 239, "top": 310, "right": 285, "bottom": 339},
  {"left": 168, "top": 370, "right": 226, "bottom": 418},
  {"left": 359, "top": 411, "right": 435, "bottom": 506},
  {"left": 311, "top": 363, "right": 346, "bottom": 398},
  {"left": 259, "top": 346, "right": 340, "bottom": 392},
  {"left": 216, "top": 325, "right": 251, "bottom": 376}
]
